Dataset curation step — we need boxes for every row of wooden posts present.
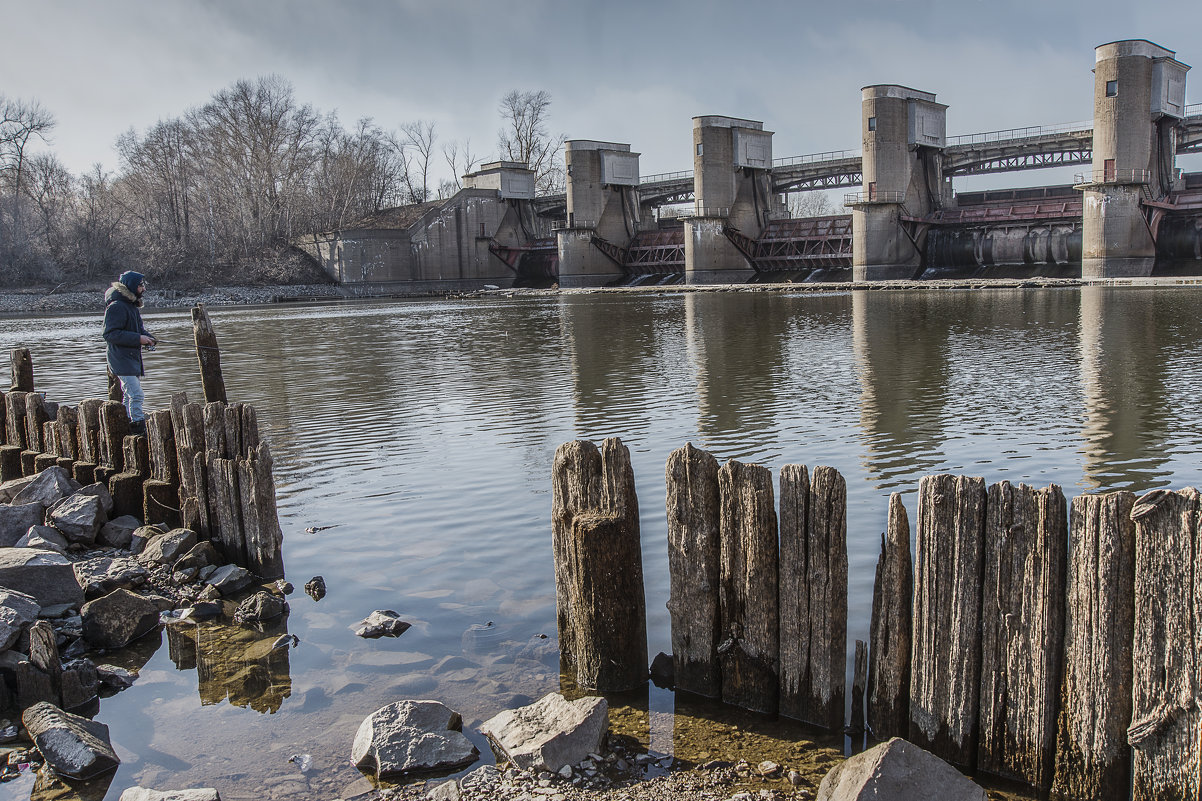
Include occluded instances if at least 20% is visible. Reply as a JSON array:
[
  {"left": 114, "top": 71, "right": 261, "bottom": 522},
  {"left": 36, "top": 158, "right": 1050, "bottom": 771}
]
[
  {"left": 551, "top": 438, "right": 1198, "bottom": 801},
  {"left": 1, "top": 305, "right": 283, "bottom": 578}
]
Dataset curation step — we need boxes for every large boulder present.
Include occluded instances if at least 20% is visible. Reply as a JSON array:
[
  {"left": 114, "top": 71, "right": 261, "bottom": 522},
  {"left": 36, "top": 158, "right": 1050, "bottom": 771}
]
[
  {"left": 138, "top": 528, "right": 198, "bottom": 566},
  {"left": 74, "top": 556, "right": 150, "bottom": 599},
  {"left": 12, "top": 467, "right": 80, "bottom": 508},
  {"left": 98, "top": 515, "right": 142, "bottom": 550},
  {"left": 0, "top": 548, "right": 83, "bottom": 606},
  {"left": 49, "top": 494, "right": 107, "bottom": 546},
  {"left": 22, "top": 701, "right": 120, "bottom": 780},
  {"left": 0, "top": 503, "right": 46, "bottom": 547},
  {"left": 351, "top": 699, "right": 478, "bottom": 778},
  {"left": 816, "top": 738, "right": 987, "bottom": 801},
  {"left": 120, "top": 789, "right": 221, "bottom": 801},
  {"left": 81, "top": 588, "right": 160, "bottom": 649},
  {"left": 0, "top": 587, "right": 41, "bottom": 651},
  {"left": 15, "top": 525, "right": 69, "bottom": 552},
  {"left": 0, "top": 475, "right": 36, "bottom": 503},
  {"left": 479, "top": 692, "right": 608, "bottom": 773}
]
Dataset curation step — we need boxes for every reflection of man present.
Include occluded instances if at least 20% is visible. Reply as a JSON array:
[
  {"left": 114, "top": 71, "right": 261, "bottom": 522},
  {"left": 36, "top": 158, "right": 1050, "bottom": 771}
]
[{"left": 103, "top": 271, "right": 156, "bottom": 435}]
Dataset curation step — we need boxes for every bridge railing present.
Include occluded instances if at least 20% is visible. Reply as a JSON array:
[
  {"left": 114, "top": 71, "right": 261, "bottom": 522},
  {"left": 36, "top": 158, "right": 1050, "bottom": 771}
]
[
  {"left": 1186, "top": 103, "right": 1202, "bottom": 118},
  {"left": 844, "top": 190, "right": 905, "bottom": 205},
  {"left": 640, "top": 170, "right": 694, "bottom": 185},
  {"left": 773, "top": 148, "right": 862, "bottom": 168},
  {"left": 1073, "top": 168, "right": 1151, "bottom": 185},
  {"left": 550, "top": 219, "right": 597, "bottom": 230},
  {"left": 946, "top": 120, "right": 1094, "bottom": 148}
]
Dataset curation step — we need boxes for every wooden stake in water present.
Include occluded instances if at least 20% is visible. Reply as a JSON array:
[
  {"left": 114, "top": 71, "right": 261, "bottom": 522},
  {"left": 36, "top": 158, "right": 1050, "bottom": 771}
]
[
  {"left": 869, "top": 492, "right": 912, "bottom": 741},
  {"left": 9, "top": 348, "right": 33, "bottom": 393},
  {"left": 192, "top": 303, "right": 228, "bottom": 404}
]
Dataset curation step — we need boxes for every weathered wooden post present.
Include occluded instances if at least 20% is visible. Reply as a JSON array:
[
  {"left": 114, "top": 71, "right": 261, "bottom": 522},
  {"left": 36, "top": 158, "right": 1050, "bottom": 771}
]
[
  {"left": 72, "top": 399, "right": 104, "bottom": 485},
  {"left": 551, "top": 438, "right": 647, "bottom": 692},
  {"left": 1127, "top": 488, "right": 1200, "bottom": 801},
  {"left": 22, "top": 392, "right": 49, "bottom": 474},
  {"left": 236, "top": 441, "right": 285, "bottom": 579},
  {"left": 94, "top": 401, "right": 129, "bottom": 485},
  {"left": 109, "top": 433, "right": 149, "bottom": 519},
  {"left": 192, "top": 303, "right": 228, "bottom": 404},
  {"left": 9, "top": 348, "right": 33, "bottom": 392},
  {"left": 910, "top": 474, "right": 986, "bottom": 767},
  {"left": 868, "top": 492, "right": 912, "bottom": 740},
  {"left": 779, "top": 464, "right": 847, "bottom": 729},
  {"left": 977, "top": 481, "right": 1067, "bottom": 790},
  {"left": 170, "top": 393, "right": 208, "bottom": 535},
  {"left": 143, "top": 409, "right": 180, "bottom": 528},
  {"left": 850, "top": 640, "right": 867, "bottom": 734},
  {"left": 1051, "top": 491, "right": 1136, "bottom": 801},
  {"left": 718, "top": 459, "right": 778, "bottom": 714},
  {"left": 2, "top": 391, "right": 28, "bottom": 481},
  {"left": 665, "top": 443, "right": 721, "bottom": 698}
]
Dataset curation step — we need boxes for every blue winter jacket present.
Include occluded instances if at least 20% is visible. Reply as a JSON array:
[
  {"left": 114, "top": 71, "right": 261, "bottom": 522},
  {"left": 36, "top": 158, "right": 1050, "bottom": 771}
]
[{"left": 103, "top": 282, "right": 152, "bottom": 376}]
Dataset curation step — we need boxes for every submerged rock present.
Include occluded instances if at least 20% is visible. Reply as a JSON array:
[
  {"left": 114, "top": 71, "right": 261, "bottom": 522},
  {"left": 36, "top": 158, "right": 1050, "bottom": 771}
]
[
  {"left": 354, "top": 610, "right": 410, "bottom": 638},
  {"left": 22, "top": 701, "right": 120, "bottom": 780},
  {"left": 233, "top": 591, "right": 287, "bottom": 623},
  {"left": 480, "top": 692, "right": 608, "bottom": 773},
  {"left": 816, "top": 737, "right": 987, "bottom": 801},
  {"left": 351, "top": 699, "right": 478, "bottom": 778},
  {"left": 119, "top": 788, "right": 221, "bottom": 801},
  {"left": 304, "top": 575, "right": 326, "bottom": 601}
]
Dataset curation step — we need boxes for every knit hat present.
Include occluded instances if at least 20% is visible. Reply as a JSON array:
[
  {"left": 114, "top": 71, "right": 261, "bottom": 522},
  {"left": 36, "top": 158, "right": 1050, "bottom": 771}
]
[{"left": 118, "top": 271, "right": 146, "bottom": 292}]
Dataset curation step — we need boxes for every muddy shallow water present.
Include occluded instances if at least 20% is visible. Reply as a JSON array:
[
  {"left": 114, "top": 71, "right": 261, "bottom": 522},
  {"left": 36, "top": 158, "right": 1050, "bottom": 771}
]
[{"left": 3, "top": 287, "right": 1202, "bottom": 800}]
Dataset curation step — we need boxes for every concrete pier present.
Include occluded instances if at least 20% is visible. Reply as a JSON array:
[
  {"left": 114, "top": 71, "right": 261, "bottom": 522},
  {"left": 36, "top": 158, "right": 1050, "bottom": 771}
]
[
  {"left": 685, "top": 116, "right": 773, "bottom": 284},
  {"left": 1079, "top": 40, "right": 1189, "bottom": 279},
  {"left": 557, "top": 141, "right": 641, "bottom": 288},
  {"left": 851, "top": 86, "right": 947, "bottom": 282}
]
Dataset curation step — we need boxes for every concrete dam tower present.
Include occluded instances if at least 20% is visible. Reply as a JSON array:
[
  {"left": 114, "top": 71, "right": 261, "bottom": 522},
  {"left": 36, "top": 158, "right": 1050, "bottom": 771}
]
[
  {"left": 851, "top": 86, "right": 948, "bottom": 281},
  {"left": 1080, "top": 40, "right": 1189, "bottom": 278},
  {"left": 557, "top": 140, "right": 642, "bottom": 287}
]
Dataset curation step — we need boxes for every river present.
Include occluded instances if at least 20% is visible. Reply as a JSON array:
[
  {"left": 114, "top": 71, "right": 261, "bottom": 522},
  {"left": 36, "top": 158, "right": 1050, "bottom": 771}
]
[{"left": 3, "top": 286, "right": 1201, "bottom": 800}]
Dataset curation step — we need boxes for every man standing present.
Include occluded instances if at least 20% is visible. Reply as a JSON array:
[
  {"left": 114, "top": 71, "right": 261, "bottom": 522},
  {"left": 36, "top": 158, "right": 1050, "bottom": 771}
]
[{"left": 103, "top": 271, "right": 155, "bottom": 435}]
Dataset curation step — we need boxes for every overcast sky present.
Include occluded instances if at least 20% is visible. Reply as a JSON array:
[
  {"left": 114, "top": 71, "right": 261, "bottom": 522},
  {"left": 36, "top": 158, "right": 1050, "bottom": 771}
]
[{"left": 4, "top": 0, "right": 1201, "bottom": 190}]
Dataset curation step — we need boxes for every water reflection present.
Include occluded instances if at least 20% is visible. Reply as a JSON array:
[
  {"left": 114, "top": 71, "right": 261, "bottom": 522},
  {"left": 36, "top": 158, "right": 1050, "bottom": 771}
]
[{"left": 165, "top": 617, "right": 292, "bottom": 713}]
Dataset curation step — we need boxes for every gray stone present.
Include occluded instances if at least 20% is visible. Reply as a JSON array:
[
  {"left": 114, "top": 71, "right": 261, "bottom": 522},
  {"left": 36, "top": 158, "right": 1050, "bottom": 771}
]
[
  {"left": 354, "top": 610, "right": 411, "bottom": 638},
  {"left": 98, "top": 515, "right": 142, "bottom": 549},
  {"left": 130, "top": 524, "right": 167, "bottom": 555},
  {"left": 426, "top": 781, "right": 461, "bottom": 800},
  {"left": 119, "top": 788, "right": 221, "bottom": 801},
  {"left": 16, "top": 525, "right": 69, "bottom": 552},
  {"left": 70, "top": 483, "right": 115, "bottom": 516},
  {"left": 0, "top": 548, "right": 83, "bottom": 606},
  {"left": 22, "top": 701, "right": 120, "bottom": 780},
  {"left": 233, "top": 591, "right": 287, "bottom": 623},
  {"left": 138, "top": 528, "right": 198, "bottom": 566},
  {"left": 351, "top": 699, "right": 478, "bottom": 778},
  {"left": 74, "top": 556, "right": 150, "bottom": 599},
  {"left": 49, "top": 494, "right": 106, "bottom": 546},
  {"left": 12, "top": 467, "right": 80, "bottom": 508},
  {"left": 95, "top": 664, "right": 138, "bottom": 689},
  {"left": 206, "top": 564, "right": 252, "bottom": 595},
  {"left": 0, "top": 587, "right": 40, "bottom": 651},
  {"left": 81, "top": 589, "right": 160, "bottom": 649},
  {"left": 0, "top": 503, "right": 46, "bottom": 547},
  {"left": 0, "top": 476, "right": 37, "bottom": 503},
  {"left": 479, "top": 692, "right": 608, "bottom": 773},
  {"left": 38, "top": 603, "right": 76, "bottom": 619},
  {"left": 173, "top": 541, "right": 221, "bottom": 573},
  {"left": 816, "top": 738, "right": 987, "bottom": 801}
]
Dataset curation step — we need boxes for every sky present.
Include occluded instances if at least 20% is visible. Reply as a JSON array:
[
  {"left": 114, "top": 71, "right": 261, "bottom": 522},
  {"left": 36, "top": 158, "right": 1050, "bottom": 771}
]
[{"left": 3, "top": 0, "right": 1201, "bottom": 191}]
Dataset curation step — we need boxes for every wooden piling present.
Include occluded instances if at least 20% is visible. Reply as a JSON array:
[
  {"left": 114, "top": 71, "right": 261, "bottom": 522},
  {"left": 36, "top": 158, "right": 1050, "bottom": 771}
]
[
  {"left": 24, "top": 392, "right": 47, "bottom": 453},
  {"left": 977, "top": 481, "right": 1067, "bottom": 789},
  {"left": 868, "top": 492, "right": 912, "bottom": 741},
  {"left": 551, "top": 438, "right": 647, "bottom": 692},
  {"left": 665, "top": 443, "right": 721, "bottom": 698},
  {"left": 1051, "top": 492, "right": 1136, "bottom": 801},
  {"left": 235, "top": 441, "right": 285, "bottom": 578},
  {"left": 910, "top": 474, "right": 986, "bottom": 767},
  {"left": 717, "top": 459, "right": 779, "bottom": 714},
  {"left": 851, "top": 639, "right": 867, "bottom": 734},
  {"left": 193, "top": 303, "right": 228, "bottom": 404},
  {"left": 779, "top": 464, "right": 847, "bottom": 730},
  {"left": 1128, "top": 488, "right": 1201, "bottom": 801},
  {"left": 9, "top": 348, "right": 33, "bottom": 393},
  {"left": 5, "top": 391, "right": 28, "bottom": 450},
  {"left": 98, "top": 401, "right": 128, "bottom": 474}
]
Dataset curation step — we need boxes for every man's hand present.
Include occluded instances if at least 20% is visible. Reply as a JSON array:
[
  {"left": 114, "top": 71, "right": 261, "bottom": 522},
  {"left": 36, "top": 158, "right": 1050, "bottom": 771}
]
[{"left": 140, "top": 335, "right": 155, "bottom": 346}]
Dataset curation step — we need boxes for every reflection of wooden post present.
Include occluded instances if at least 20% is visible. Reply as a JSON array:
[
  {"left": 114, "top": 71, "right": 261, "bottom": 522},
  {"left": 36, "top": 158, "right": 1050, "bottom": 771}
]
[
  {"left": 868, "top": 493, "right": 912, "bottom": 741},
  {"left": 718, "top": 459, "right": 778, "bottom": 714},
  {"left": 1051, "top": 492, "right": 1135, "bottom": 801},
  {"left": 192, "top": 303, "right": 227, "bottom": 404},
  {"left": 10, "top": 348, "right": 33, "bottom": 392},
  {"left": 1128, "top": 488, "right": 1201, "bottom": 801},
  {"left": 978, "top": 481, "right": 1067, "bottom": 790},
  {"left": 665, "top": 443, "right": 721, "bottom": 698}
]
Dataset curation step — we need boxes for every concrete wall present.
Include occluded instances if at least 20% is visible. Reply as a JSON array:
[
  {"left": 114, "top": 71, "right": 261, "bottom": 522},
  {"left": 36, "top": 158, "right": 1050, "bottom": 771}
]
[{"left": 558, "top": 140, "right": 641, "bottom": 287}]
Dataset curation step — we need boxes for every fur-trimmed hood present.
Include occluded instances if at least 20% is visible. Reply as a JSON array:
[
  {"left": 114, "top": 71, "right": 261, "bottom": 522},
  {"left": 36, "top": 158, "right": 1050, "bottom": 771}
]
[{"left": 105, "top": 281, "right": 142, "bottom": 308}]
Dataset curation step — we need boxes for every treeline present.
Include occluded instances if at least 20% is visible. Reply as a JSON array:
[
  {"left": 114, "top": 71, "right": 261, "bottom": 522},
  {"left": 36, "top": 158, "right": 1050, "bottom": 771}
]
[{"left": 0, "top": 77, "right": 564, "bottom": 287}]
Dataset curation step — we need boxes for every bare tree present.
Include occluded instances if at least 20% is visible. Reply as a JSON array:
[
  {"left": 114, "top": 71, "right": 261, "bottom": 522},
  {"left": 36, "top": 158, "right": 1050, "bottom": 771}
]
[
  {"left": 401, "top": 120, "right": 437, "bottom": 203},
  {"left": 788, "top": 190, "right": 840, "bottom": 218},
  {"left": 497, "top": 90, "right": 566, "bottom": 193},
  {"left": 442, "top": 138, "right": 481, "bottom": 193},
  {"left": 1, "top": 96, "right": 56, "bottom": 273}
]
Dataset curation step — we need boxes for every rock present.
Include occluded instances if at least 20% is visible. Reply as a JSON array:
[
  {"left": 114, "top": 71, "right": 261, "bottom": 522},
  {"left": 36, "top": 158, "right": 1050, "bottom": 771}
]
[
  {"left": 138, "top": 528, "right": 198, "bottom": 566},
  {"left": 0, "top": 475, "right": 37, "bottom": 503},
  {"left": 816, "top": 738, "right": 987, "bottom": 801},
  {"left": 66, "top": 483, "right": 115, "bottom": 517},
  {"left": 74, "top": 556, "right": 150, "bottom": 599},
  {"left": 120, "top": 789, "right": 221, "bottom": 801},
  {"left": 0, "top": 587, "right": 41, "bottom": 651},
  {"left": 276, "top": 580, "right": 294, "bottom": 594},
  {"left": 173, "top": 541, "right": 220, "bottom": 573},
  {"left": 49, "top": 494, "right": 106, "bottom": 546},
  {"left": 129, "top": 524, "right": 167, "bottom": 555},
  {"left": 479, "top": 692, "right": 608, "bottom": 773},
  {"left": 38, "top": 603, "right": 76, "bottom": 619},
  {"left": 12, "top": 467, "right": 80, "bottom": 508},
  {"left": 354, "top": 610, "right": 410, "bottom": 638},
  {"left": 197, "top": 585, "right": 221, "bottom": 602},
  {"left": 351, "top": 699, "right": 478, "bottom": 778},
  {"left": 426, "top": 781, "right": 461, "bottom": 800},
  {"left": 304, "top": 575, "right": 326, "bottom": 601},
  {"left": 81, "top": 589, "right": 161, "bottom": 649},
  {"left": 0, "top": 548, "right": 84, "bottom": 606},
  {"left": 233, "top": 591, "right": 287, "bottom": 623},
  {"left": 0, "top": 503, "right": 47, "bottom": 547},
  {"left": 650, "top": 651, "right": 674, "bottom": 688},
  {"left": 22, "top": 701, "right": 120, "bottom": 780},
  {"left": 95, "top": 664, "right": 137, "bottom": 689},
  {"left": 98, "top": 515, "right": 142, "bottom": 549},
  {"left": 182, "top": 601, "right": 222, "bottom": 620},
  {"left": 205, "top": 564, "right": 252, "bottom": 595},
  {"left": 16, "top": 524, "right": 70, "bottom": 552},
  {"left": 758, "top": 760, "right": 781, "bottom": 777}
]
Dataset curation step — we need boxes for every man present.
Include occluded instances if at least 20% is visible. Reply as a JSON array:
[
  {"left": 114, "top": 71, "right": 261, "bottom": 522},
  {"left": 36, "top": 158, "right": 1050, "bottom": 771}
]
[{"left": 103, "top": 270, "right": 156, "bottom": 435}]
